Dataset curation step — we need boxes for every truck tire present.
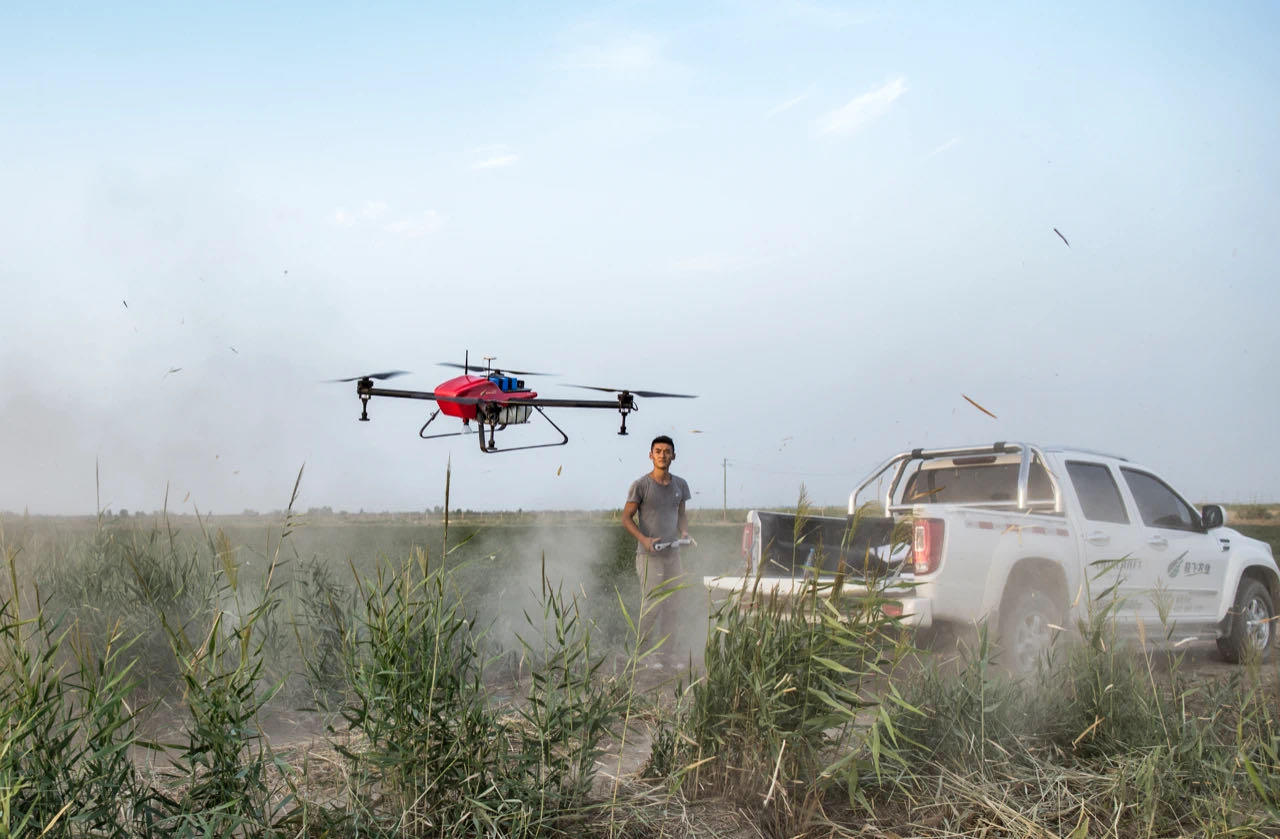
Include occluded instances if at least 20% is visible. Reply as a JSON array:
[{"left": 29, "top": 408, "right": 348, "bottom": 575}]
[
  {"left": 999, "top": 586, "right": 1061, "bottom": 674},
  {"left": 1216, "top": 577, "right": 1275, "bottom": 664}
]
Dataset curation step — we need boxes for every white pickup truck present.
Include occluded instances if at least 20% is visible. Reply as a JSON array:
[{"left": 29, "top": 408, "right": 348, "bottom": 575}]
[{"left": 704, "top": 442, "right": 1278, "bottom": 671}]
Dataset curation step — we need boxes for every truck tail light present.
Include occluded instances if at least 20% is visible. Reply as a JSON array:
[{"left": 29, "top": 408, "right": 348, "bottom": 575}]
[{"left": 912, "top": 518, "right": 944, "bottom": 575}]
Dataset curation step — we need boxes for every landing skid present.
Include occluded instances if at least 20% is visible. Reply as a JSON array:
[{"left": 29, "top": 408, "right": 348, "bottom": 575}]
[
  {"left": 419, "top": 410, "right": 471, "bottom": 440},
  {"left": 418, "top": 406, "right": 570, "bottom": 452},
  {"left": 477, "top": 406, "right": 568, "bottom": 453}
]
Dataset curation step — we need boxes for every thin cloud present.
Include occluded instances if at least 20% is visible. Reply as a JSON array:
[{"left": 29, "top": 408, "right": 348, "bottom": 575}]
[
  {"left": 766, "top": 87, "right": 814, "bottom": 119},
  {"left": 924, "top": 136, "right": 962, "bottom": 159},
  {"left": 561, "top": 32, "right": 673, "bottom": 78},
  {"left": 470, "top": 144, "right": 519, "bottom": 170},
  {"left": 333, "top": 201, "right": 443, "bottom": 237},
  {"left": 785, "top": 1, "right": 872, "bottom": 29},
  {"left": 815, "top": 77, "right": 907, "bottom": 137},
  {"left": 332, "top": 200, "right": 388, "bottom": 226},
  {"left": 386, "top": 210, "right": 445, "bottom": 238},
  {"left": 359, "top": 200, "right": 388, "bottom": 220},
  {"left": 473, "top": 153, "right": 519, "bottom": 170},
  {"left": 672, "top": 252, "right": 755, "bottom": 274}
]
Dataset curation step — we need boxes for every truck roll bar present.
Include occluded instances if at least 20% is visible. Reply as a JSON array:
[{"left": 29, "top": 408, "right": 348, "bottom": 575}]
[{"left": 847, "top": 441, "right": 1062, "bottom": 516}]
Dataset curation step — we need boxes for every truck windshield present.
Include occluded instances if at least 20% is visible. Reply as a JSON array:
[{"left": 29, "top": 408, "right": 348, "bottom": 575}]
[{"left": 901, "top": 460, "right": 1054, "bottom": 506}]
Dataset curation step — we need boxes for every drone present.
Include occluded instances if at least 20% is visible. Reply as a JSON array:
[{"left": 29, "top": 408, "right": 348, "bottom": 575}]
[{"left": 332, "top": 356, "right": 696, "bottom": 453}]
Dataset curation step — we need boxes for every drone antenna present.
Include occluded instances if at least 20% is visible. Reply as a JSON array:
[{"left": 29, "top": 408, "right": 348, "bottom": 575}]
[
  {"left": 464, "top": 350, "right": 469, "bottom": 377},
  {"left": 483, "top": 355, "right": 496, "bottom": 373}
]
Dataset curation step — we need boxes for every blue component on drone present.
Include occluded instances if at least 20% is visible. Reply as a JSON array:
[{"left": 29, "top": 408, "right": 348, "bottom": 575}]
[{"left": 490, "top": 375, "right": 524, "bottom": 392}]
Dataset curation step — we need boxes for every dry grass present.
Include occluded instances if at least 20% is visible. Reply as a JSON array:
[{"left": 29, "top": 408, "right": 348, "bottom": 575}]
[{"left": 3, "top": 476, "right": 1278, "bottom": 837}]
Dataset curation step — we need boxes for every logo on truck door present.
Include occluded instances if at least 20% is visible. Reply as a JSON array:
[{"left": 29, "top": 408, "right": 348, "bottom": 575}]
[{"left": 1166, "top": 555, "right": 1210, "bottom": 579}]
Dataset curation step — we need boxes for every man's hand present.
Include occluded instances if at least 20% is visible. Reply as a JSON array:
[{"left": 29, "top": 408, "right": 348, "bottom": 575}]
[{"left": 641, "top": 535, "right": 658, "bottom": 553}]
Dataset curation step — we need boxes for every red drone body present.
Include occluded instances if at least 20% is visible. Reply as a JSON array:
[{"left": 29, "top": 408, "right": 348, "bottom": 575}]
[{"left": 433, "top": 374, "right": 537, "bottom": 423}]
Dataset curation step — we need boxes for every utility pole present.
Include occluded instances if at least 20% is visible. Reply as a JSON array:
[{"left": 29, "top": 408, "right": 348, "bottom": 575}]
[{"left": 722, "top": 457, "right": 728, "bottom": 521}]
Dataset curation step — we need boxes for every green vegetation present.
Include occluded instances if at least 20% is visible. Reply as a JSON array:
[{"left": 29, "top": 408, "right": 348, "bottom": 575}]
[
  {"left": 871, "top": 626, "right": 1280, "bottom": 837},
  {"left": 1, "top": 493, "right": 1278, "bottom": 837},
  {"left": 1231, "top": 504, "right": 1277, "bottom": 522},
  {"left": 646, "top": 578, "right": 915, "bottom": 837}
]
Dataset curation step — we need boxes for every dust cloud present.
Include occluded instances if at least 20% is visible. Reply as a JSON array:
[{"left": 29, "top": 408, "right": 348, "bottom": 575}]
[
  {"left": 456, "top": 521, "right": 709, "bottom": 670},
  {"left": 463, "top": 522, "right": 622, "bottom": 656}
]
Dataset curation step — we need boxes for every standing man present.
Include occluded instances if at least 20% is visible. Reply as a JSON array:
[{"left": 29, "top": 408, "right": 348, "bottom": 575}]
[{"left": 623, "top": 435, "right": 691, "bottom": 665}]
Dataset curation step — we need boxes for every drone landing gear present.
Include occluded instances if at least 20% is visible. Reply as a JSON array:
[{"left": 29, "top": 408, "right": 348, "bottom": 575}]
[
  {"left": 478, "top": 406, "right": 568, "bottom": 453},
  {"left": 358, "top": 378, "right": 373, "bottom": 421},
  {"left": 419, "top": 410, "right": 472, "bottom": 440},
  {"left": 616, "top": 397, "right": 636, "bottom": 435}
]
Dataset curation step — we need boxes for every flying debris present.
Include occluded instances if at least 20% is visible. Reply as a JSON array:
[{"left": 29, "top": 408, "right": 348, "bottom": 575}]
[
  {"left": 1053, "top": 227, "right": 1070, "bottom": 247},
  {"left": 962, "top": 394, "right": 998, "bottom": 419},
  {"left": 162, "top": 367, "right": 183, "bottom": 379},
  {"left": 230, "top": 346, "right": 238, "bottom": 354},
  {"left": 556, "top": 465, "right": 563, "bottom": 476},
  {"left": 122, "top": 299, "right": 128, "bottom": 309}
]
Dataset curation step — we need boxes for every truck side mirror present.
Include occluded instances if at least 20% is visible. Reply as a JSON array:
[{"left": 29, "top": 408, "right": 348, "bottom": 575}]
[{"left": 1201, "top": 504, "right": 1226, "bottom": 530}]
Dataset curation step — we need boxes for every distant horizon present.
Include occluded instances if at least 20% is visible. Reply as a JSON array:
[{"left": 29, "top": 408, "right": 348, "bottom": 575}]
[{"left": 5, "top": 499, "right": 1277, "bottom": 521}]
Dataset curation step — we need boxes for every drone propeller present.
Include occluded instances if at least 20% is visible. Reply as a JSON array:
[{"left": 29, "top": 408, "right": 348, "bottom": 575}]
[
  {"left": 438, "top": 362, "right": 555, "bottom": 377},
  {"left": 568, "top": 384, "right": 698, "bottom": 399},
  {"left": 327, "top": 370, "right": 411, "bottom": 383}
]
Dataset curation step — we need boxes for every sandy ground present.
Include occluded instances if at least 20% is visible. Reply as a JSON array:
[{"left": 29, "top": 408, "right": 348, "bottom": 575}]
[
  {"left": 134, "top": 636, "right": 1275, "bottom": 773},
  {"left": 126, "top": 637, "right": 1275, "bottom": 837}
]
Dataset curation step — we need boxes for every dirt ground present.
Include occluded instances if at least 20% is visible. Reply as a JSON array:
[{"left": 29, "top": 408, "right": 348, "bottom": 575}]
[{"left": 128, "top": 638, "right": 1276, "bottom": 837}]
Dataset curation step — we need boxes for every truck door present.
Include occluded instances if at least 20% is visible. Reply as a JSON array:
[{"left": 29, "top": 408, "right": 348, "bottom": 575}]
[
  {"left": 1064, "top": 460, "right": 1154, "bottom": 624},
  {"left": 1119, "top": 468, "right": 1228, "bottom": 624}
]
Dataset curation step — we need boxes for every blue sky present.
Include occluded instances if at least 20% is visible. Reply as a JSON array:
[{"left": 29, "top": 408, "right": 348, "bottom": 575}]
[{"left": 2, "top": 1, "right": 1278, "bottom": 515}]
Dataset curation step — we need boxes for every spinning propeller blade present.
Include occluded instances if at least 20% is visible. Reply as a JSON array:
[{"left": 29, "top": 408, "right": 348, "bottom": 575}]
[
  {"left": 438, "top": 362, "right": 555, "bottom": 376},
  {"left": 568, "top": 384, "right": 697, "bottom": 399},
  {"left": 327, "top": 370, "right": 411, "bottom": 383}
]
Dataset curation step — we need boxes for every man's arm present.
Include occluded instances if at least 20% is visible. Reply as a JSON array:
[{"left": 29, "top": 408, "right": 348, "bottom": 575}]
[{"left": 623, "top": 501, "right": 657, "bottom": 553}]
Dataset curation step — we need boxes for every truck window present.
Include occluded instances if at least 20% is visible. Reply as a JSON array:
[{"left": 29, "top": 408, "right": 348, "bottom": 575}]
[
  {"left": 1065, "top": 461, "right": 1129, "bottom": 524},
  {"left": 900, "top": 459, "right": 1053, "bottom": 506},
  {"left": 1120, "top": 468, "right": 1199, "bottom": 532}
]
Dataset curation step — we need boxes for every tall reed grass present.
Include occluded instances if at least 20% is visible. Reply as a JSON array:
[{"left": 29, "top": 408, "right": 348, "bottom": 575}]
[
  {"left": 870, "top": 563, "right": 1280, "bottom": 837},
  {"left": 645, "top": 499, "right": 918, "bottom": 838},
  {"left": 2, "top": 472, "right": 1277, "bottom": 837}
]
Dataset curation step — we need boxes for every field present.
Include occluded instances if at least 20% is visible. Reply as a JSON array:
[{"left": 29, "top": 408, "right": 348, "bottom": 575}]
[{"left": 1, "top": 501, "right": 1278, "bottom": 838}]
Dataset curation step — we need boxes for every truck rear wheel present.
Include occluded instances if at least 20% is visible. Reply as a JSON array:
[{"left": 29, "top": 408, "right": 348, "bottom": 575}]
[
  {"left": 999, "top": 587, "right": 1061, "bottom": 674},
  {"left": 1216, "top": 578, "right": 1275, "bottom": 664}
]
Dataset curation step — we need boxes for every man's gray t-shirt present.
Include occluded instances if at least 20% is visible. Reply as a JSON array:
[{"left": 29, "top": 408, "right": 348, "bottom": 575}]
[{"left": 627, "top": 473, "right": 691, "bottom": 552}]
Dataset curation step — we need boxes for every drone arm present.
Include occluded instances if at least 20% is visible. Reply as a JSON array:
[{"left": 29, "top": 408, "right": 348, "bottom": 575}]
[
  {"left": 360, "top": 388, "right": 625, "bottom": 410},
  {"left": 513, "top": 397, "right": 623, "bottom": 409},
  {"left": 355, "top": 381, "right": 445, "bottom": 422},
  {"left": 362, "top": 386, "right": 443, "bottom": 402},
  {"left": 515, "top": 394, "right": 637, "bottom": 435}
]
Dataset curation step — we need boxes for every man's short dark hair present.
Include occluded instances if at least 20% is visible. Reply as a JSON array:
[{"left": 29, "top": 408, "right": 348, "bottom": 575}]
[{"left": 650, "top": 435, "right": 675, "bottom": 452}]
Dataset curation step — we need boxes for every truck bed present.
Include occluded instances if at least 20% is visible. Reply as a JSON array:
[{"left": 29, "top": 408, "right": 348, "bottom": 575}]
[{"left": 752, "top": 511, "right": 898, "bottom": 578}]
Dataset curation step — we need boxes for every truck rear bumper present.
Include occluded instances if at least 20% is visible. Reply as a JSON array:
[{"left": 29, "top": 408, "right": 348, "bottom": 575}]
[{"left": 701, "top": 575, "right": 933, "bottom": 628}]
